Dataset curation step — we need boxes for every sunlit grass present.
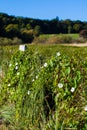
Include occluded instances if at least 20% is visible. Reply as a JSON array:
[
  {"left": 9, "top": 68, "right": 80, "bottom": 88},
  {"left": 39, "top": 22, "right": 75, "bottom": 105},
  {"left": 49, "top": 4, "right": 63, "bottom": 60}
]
[
  {"left": 0, "top": 44, "right": 87, "bottom": 129},
  {"left": 40, "top": 33, "right": 79, "bottom": 39}
]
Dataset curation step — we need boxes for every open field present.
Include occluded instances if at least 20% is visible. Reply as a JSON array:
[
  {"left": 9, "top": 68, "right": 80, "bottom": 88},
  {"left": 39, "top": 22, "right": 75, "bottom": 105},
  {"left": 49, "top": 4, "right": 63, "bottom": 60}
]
[
  {"left": 1, "top": 43, "right": 87, "bottom": 70},
  {"left": 33, "top": 34, "right": 81, "bottom": 45},
  {"left": 40, "top": 33, "right": 79, "bottom": 39}
]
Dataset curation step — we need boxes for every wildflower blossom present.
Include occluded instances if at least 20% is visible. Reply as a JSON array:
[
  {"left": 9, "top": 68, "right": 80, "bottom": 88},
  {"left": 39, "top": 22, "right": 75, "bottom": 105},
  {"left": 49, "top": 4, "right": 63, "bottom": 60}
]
[
  {"left": 8, "top": 84, "right": 11, "bottom": 87},
  {"left": 84, "top": 105, "right": 87, "bottom": 111},
  {"left": 27, "top": 90, "right": 30, "bottom": 95},
  {"left": 32, "top": 79, "right": 35, "bottom": 82},
  {"left": 71, "top": 87, "right": 75, "bottom": 93},
  {"left": 44, "top": 63, "right": 47, "bottom": 67},
  {"left": 36, "top": 75, "right": 38, "bottom": 79},
  {"left": 58, "top": 83, "right": 63, "bottom": 88},
  {"left": 15, "top": 65, "right": 18, "bottom": 70},
  {"left": 57, "top": 52, "right": 61, "bottom": 57}
]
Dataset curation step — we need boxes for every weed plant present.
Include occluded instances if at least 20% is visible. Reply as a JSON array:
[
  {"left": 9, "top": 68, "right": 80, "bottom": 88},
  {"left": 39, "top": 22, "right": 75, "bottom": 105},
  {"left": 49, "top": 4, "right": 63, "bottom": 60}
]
[{"left": 0, "top": 46, "right": 87, "bottom": 129}]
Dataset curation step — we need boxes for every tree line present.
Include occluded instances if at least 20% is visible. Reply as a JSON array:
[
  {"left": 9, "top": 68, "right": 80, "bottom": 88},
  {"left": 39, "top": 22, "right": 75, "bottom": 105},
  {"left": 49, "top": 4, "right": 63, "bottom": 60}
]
[{"left": 0, "top": 13, "right": 87, "bottom": 43}]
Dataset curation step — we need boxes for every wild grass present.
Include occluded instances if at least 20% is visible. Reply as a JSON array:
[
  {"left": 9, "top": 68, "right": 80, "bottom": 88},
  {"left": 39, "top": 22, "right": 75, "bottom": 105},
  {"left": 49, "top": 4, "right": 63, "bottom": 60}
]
[
  {"left": 33, "top": 34, "right": 85, "bottom": 44},
  {"left": 40, "top": 34, "right": 79, "bottom": 39},
  {"left": 0, "top": 44, "right": 87, "bottom": 130}
]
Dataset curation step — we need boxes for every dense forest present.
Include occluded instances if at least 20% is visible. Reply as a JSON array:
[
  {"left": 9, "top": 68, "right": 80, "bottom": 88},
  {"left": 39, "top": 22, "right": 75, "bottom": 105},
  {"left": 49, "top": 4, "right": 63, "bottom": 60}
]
[{"left": 0, "top": 13, "right": 87, "bottom": 43}]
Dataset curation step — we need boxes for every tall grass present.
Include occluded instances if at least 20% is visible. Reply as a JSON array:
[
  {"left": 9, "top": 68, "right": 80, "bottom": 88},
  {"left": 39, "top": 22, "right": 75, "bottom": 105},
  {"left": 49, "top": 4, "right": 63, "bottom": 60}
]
[{"left": 0, "top": 44, "right": 87, "bottom": 129}]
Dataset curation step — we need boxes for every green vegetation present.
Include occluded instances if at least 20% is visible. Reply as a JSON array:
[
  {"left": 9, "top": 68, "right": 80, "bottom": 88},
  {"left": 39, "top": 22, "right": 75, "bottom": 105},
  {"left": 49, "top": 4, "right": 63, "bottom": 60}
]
[
  {"left": 33, "top": 34, "right": 81, "bottom": 44},
  {"left": 39, "top": 34, "right": 79, "bottom": 39},
  {"left": 0, "top": 44, "right": 87, "bottom": 129},
  {"left": 0, "top": 13, "right": 87, "bottom": 44},
  {"left": 0, "top": 33, "right": 86, "bottom": 46},
  {"left": 0, "top": 12, "right": 87, "bottom": 130},
  {"left": 59, "top": 33, "right": 79, "bottom": 39},
  {"left": 80, "top": 29, "right": 87, "bottom": 38}
]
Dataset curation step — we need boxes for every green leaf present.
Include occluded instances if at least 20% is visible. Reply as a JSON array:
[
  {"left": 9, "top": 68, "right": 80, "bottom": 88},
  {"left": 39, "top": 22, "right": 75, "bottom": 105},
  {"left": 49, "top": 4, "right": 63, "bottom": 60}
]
[{"left": 65, "top": 67, "right": 70, "bottom": 75}]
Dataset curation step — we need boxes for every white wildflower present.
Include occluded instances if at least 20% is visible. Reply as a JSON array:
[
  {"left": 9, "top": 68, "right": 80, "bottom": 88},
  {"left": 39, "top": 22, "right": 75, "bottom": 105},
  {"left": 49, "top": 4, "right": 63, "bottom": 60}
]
[
  {"left": 44, "top": 63, "right": 47, "bottom": 67},
  {"left": 58, "top": 83, "right": 63, "bottom": 88},
  {"left": 8, "top": 84, "right": 11, "bottom": 87},
  {"left": 57, "top": 52, "right": 61, "bottom": 57},
  {"left": 36, "top": 75, "right": 38, "bottom": 79},
  {"left": 27, "top": 90, "right": 30, "bottom": 95},
  {"left": 19, "top": 45, "right": 26, "bottom": 51},
  {"left": 32, "top": 79, "right": 35, "bottom": 82},
  {"left": 71, "top": 87, "right": 75, "bottom": 93},
  {"left": 84, "top": 105, "right": 87, "bottom": 111},
  {"left": 15, "top": 65, "right": 18, "bottom": 70}
]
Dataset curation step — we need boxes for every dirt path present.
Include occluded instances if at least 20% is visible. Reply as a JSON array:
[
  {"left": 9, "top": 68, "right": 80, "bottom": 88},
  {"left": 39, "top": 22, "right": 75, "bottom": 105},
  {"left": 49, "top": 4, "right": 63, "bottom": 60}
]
[{"left": 63, "top": 43, "right": 87, "bottom": 47}]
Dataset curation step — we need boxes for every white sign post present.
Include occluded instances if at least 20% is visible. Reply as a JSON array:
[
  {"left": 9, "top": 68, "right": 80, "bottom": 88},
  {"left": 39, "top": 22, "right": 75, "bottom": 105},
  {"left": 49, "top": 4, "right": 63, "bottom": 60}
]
[{"left": 19, "top": 45, "right": 26, "bottom": 51}]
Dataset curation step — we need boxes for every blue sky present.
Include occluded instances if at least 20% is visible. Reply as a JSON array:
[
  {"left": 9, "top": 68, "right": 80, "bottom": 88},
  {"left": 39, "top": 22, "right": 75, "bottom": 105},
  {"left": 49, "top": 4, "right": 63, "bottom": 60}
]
[{"left": 0, "top": 0, "right": 87, "bottom": 21}]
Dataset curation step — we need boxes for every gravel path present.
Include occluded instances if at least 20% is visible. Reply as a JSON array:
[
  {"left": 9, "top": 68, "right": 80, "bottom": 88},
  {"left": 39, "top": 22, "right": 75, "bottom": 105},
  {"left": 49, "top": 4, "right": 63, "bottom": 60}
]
[{"left": 63, "top": 43, "right": 87, "bottom": 47}]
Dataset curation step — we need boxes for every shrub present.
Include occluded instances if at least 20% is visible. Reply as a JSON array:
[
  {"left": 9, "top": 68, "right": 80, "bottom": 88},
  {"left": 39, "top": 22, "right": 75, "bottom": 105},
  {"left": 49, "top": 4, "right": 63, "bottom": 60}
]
[
  {"left": 12, "top": 37, "right": 22, "bottom": 44},
  {"left": 0, "top": 37, "right": 12, "bottom": 45},
  {"left": 34, "top": 25, "right": 41, "bottom": 37},
  {"left": 33, "top": 36, "right": 48, "bottom": 44},
  {"left": 48, "top": 35, "right": 73, "bottom": 44},
  {"left": 33, "top": 35, "right": 73, "bottom": 44},
  {"left": 0, "top": 37, "right": 22, "bottom": 45},
  {"left": 79, "top": 29, "right": 87, "bottom": 38},
  {"left": 20, "top": 29, "right": 34, "bottom": 43},
  {"left": 74, "top": 37, "right": 86, "bottom": 43}
]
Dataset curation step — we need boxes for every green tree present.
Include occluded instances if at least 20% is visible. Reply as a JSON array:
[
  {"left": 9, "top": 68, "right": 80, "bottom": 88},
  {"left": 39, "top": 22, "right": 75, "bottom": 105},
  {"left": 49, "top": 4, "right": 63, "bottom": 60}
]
[
  {"left": 79, "top": 29, "right": 87, "bottom": 38},
  {"left": 26, "top": 24, "right": 32, "bottom": 30},
  {"left": 68, "top": 25, "right": 72, "bottom": 34},
  {"left": 20, "top": 29, "right": 34, "bottom": 43},
  {"left": 34, "top": 25, "right": 41, "bottom": 37},
  {"left": 63, "top": 19, "right": 72, "bottom": 33},
  {"left": 5, "top": 24, "right": 19, "bottom": 37},
  {"left": 73, "top": 23, "right": 82, "bottom": 33}
]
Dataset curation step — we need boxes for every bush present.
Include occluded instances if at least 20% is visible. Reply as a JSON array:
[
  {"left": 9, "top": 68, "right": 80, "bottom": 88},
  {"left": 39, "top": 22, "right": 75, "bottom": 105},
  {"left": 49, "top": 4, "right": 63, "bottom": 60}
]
[
  {"left": 20, "top": 29, "right": 34, "bottom": 43},
  {"left": 0, "top": 37, "right": 22, "bottom": 45},
  {"left": 47, "top": 35, "right": 73, "bottom": 44},
  {"left": 0, "top": 37, "right": 12, "bottom": 45},
  {"left": 33, "top": 36, "right": 48, "bottom": 44},
  {"left": 74, "top": 37, "right": 86, "bottom": 43},
  {"left": 12, "top": 37, "right": 22, "bottom": 44},
  {"left": 34, "top": 25, "right": 41, "bottom": 37},
  {"left": 33, "top": 35, "right": 73, "bottom": 44},
  {"left": 79, "top": 29, "right": 87, "bottom": 38}
]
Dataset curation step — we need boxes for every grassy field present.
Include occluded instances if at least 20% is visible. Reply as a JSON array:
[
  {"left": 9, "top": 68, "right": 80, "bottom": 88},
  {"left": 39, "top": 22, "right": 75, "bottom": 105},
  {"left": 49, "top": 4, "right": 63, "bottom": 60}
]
[
  {"left": 40, "top": 33, "right": 79, "bottom": 39},
  {"left": 1, "top": 43, "right": 87, "bottom": 70},
  {"left": 0, "top": 44, "right": 87, "bottom": 130},
  {"left": 33, "top": 33, "right": 85, "bottom": 45},
  {"left": 1, "top": 43, "right": 87, "bottom": 87}
]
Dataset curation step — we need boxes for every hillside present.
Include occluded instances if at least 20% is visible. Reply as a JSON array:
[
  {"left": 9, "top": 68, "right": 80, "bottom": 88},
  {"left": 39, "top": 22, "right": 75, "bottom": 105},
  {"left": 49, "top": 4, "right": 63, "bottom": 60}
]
[{"left": 0, "top": 13, "right": 87, "bottom": 44}]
